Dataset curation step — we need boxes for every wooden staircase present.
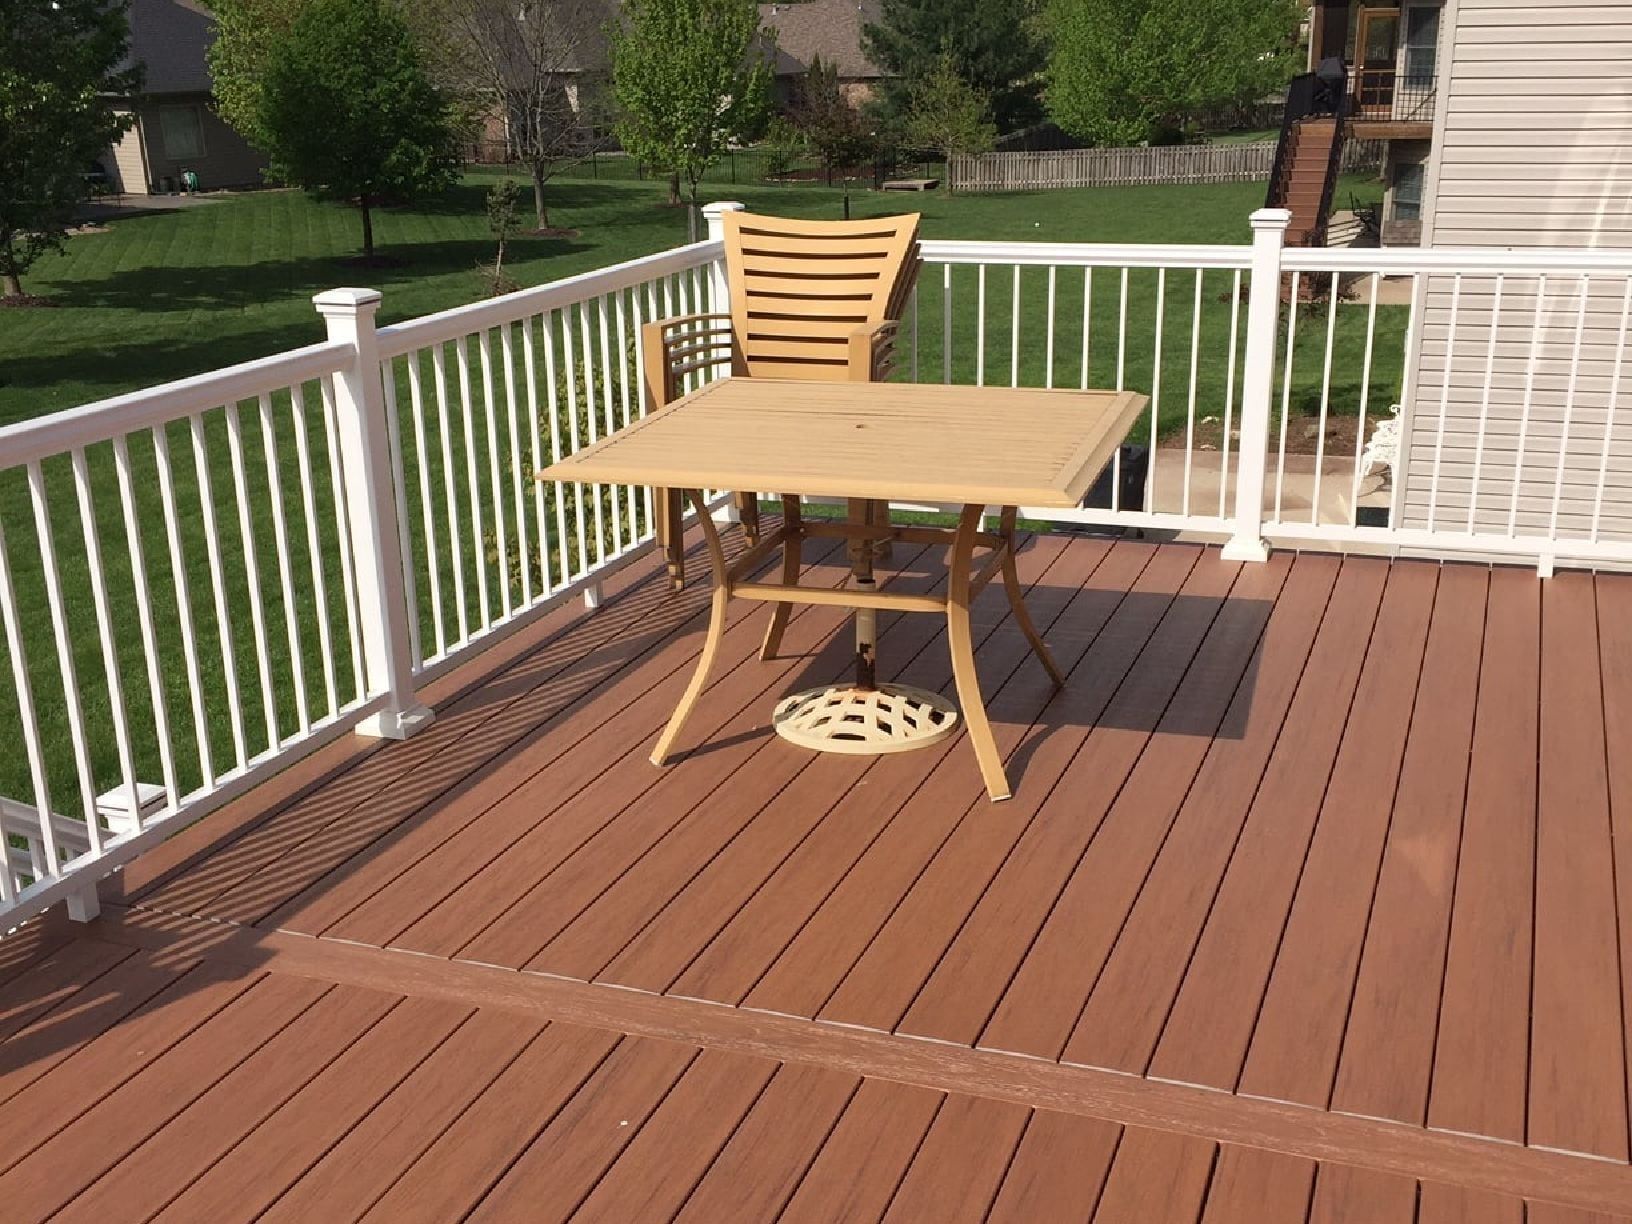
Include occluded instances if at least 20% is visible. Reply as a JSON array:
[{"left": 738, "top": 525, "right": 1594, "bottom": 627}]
[{"left": 1270, "top": 117, "right": 1341, "bottom": 245}]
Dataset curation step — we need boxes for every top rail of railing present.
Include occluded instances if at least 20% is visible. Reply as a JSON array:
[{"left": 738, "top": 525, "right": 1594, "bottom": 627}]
[
  {"left": 374, "top": 240, "right": 723, "bottom": 360},
  {"left": 0, "top": 339, "right": 353, "bottom": 472}
]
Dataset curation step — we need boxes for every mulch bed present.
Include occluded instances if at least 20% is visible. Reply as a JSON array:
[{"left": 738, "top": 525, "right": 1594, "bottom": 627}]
[{"left": 0, "top": 294, "right": 57, "bottom": 309}]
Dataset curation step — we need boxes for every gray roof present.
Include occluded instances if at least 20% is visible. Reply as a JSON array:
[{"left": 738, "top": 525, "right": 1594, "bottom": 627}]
[
  {"left": 124, "top": 0, "right": 216, "bottom": 96},
  {"left": 759, "top": 0, "right": 884, "bottom": 80}
]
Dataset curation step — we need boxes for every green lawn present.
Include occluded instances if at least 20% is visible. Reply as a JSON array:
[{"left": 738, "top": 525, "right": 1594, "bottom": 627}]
[{"left": 0, "top": 168, "right": 1396, "bottom": 857}]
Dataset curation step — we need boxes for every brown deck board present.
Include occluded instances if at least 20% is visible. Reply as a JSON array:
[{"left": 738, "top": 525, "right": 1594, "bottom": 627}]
[
  {"left": 1055, "top": 552, "right": 1335, "bottom": 1072},
  {"left": 755, "top": 540, "right": 1193, "bottom": 1025},
  {"left": 6, "top": 537, "right": 1632, "bottom": 1221},
  {"left": 1237, "top": 559, "right": 1438, "bottom": 1107},
  {"left": 777, "top": 1079, "right": 946, "bottom": 1223},
  {"left": 1090, "top": 1126, "right": 1218, "bottom": 1223},
  {"left": 1199, "top": 1144, "right": 1316, "bottom": 1224},
  {"left": 971, "top": 548, "right": 1253, "bottom": 1057},
  {"left": 1331, "top": 563, "right": 1488, "bottom": 1126},
  {"left": 1146, "top": 557, "right": 1391, "bottom": 1090},
  {"left": 558, "top": 529, "right": 1090, "bottom": 991},
  {"left": 673, "top": 1062, "right": 861, "bottom": 1222},
  {"left": 1430, "top": 565, "right": 1540, "bottom": 1146},
  {"left": 903, "top": 550, "right": 1293, "bottom": 1055},
  {"left": 359, "top": 1021, "right": 622, "bottom": 1223},
  {"left": 985, "top": 1110, "right": 1121, "bottom": 1221},
  {"left": 1531, "top": 571, "right": 1628, "bottom": 1161}
]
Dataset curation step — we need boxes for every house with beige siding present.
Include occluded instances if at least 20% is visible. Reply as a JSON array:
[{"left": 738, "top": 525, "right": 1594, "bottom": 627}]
[
  {"left": 1397, "top": 0, "right": 1632, "bottom": 541},
  {"left": 102, "top": 0, "right": 267, "bottom": 196}
]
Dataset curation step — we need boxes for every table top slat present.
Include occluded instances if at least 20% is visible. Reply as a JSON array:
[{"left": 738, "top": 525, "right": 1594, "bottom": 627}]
[{"left": 538, "top": 379, "right": 1149, "bottom": 509}]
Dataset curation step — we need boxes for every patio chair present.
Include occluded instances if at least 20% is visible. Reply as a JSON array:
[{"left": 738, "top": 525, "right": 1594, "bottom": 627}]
[{"left": 641, "top": 209, "right": 922, "bottom": 592}]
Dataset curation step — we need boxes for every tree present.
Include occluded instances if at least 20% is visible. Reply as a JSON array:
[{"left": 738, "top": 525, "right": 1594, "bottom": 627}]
[
  {"left": 0, "top": 0, "right": 140, "bottom": 301},
  {"left": 417, "top": 0, "right": 598, "bottom": 231},
  {"left": 791, "top": 56, "right": 875, "bottom": 186},
  {"left": 202, "top": 0, "right": 305, "bottom": 152},
  {"left": 1046, "top": 0, "right": 1302, "bottom": 146},
  {"left": 609, "top": 0, "right": 772, "bottom": 207},
  {"left": 254, "top": 0, "right": 461, "bottom": 260},
  {"left": 481, "top": 177, "right": 522, "bottom": 295},
  {"left": 862, "top": 0, "right": 1045, "bottom": 135},
  {"left": 903, "top": 53, "right": 996, "bottom": 193}
]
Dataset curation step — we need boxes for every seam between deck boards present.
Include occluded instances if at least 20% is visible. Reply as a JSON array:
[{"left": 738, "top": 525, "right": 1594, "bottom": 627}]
[{"left": 84, "top": 902, "right": 1632, "bottom": 1217}]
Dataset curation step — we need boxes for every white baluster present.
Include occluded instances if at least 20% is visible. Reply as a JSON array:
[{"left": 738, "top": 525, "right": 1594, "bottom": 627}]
[{"left": 1222, "top": 208, "right": 1290, "bottom": 562}]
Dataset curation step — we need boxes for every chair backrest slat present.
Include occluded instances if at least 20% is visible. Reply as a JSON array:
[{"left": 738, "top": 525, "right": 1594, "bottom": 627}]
[{"left": 723, "top": 210, "right": 922, "bottom": 381}]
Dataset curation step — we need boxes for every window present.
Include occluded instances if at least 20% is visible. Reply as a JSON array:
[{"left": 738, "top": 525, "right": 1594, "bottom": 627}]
[
  {"left": 158, "top": 107, "right": 204, "bottom": 160},
  {"left": 1402, "top": 4, "right": 1440, "bottom": 91},
  {"left": 1393, "top": 160, "right": 1425, "bottom": 222}
]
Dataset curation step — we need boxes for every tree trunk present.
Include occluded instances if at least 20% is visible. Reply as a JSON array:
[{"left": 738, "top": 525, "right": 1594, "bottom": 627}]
[
  {"left": 666, "top": 171, "right": 681, "bottom": 207},
  {"left": 360, "top": 193, "right": 375, "bottom": 259},
  {"left": 530, "top": 163, "right": 549, "bottom": 230},
  {"left": 1, "top": 271, "right": 20, "bottom": 299},
  {"left": 0, "top": 233, "right": 21, "bottom": 298}
]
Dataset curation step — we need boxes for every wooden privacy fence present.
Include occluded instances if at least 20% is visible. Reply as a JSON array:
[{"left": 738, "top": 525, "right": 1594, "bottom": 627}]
[{"left": 951, "top": 140, "right": 1383, "bottom": 192}]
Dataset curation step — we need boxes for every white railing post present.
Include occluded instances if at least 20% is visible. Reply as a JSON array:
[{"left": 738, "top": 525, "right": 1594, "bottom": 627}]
[
  {"left": 314, "top": 288, "right": 434, "bottom": 739},
  {"left": 1221, "top": 208, "right": 1291, "bottom": 562},
  {"left": 703, "top": 201, "right": 746, "bottom": 525}
]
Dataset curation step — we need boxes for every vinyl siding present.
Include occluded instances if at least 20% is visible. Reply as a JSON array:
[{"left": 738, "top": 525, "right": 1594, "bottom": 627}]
[{"left": 1402, "top": 0, "right": 1632, "bottom": 545}]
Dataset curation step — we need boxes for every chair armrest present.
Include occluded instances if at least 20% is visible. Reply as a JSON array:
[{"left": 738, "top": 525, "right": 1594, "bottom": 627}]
[
  {"left": 846, "top": 320, "right": 901, "bottom": 383},
  {"left": 642, "top": 313, "right": 736, "bottom": 407}
]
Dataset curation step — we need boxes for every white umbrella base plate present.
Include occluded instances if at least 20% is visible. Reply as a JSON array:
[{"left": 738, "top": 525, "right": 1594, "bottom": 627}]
[{"left": 772, "top": 683, "right": 960, "bottom": 755}]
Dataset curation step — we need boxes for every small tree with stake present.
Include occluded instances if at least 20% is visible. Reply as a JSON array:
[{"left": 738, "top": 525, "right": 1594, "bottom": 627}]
[
  {"left": 609, "top": 0, "right": 772, "bottom": 208},
  {"left": 0, "top": 0, "right": 141, "bottom": 302},
  {"left": 903, "top": 52, "right": 996, "bottom": 193},
  {"left": 256, "top": 0, "right": 461, "bottom": 262}
]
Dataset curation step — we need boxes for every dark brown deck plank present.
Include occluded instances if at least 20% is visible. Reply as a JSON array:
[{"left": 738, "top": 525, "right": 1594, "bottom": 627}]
[
  {"left": 1055, "top": 553, "right": 1338, "bottom": 1072},
  {"left": 1530, "top": 571, "right": 1628, "bottom": 1161},
  {"left": 567, "top": 1049, "right": 781, "bottom": 1223},
  {"left": 1331, "top": 564, "right": 1488, "bottom": 1126},
  {"left": 54, "top": 982, "right": 400, "bottom": 1223},
  {"left": 777, "top": 1079, "right": 946, "bottom": 1224},
  {"left": 138, "top": 531, "right": 761, "bottom": 925},
  {"left": 0, "top": 936, "right": 132, "bottom": 1043},
  {"left": 1237, "top": 560, "right": 1438, "bottom": 1106},
  {"left": 970, "top": 551, "right": 1281, "bottom": 1059},
  {"left": 750, "top": 542, "right": 1201, "bottom": 1024},
  {"left": 1090, "top": 1126, "right": 1217, "bottom": 1223},
  {"left": 671, "top": 539, "right": 1153, "bottom": 1010},
  {"left": 451, "top": 539, "right": 947, "bottom": 971},
  {"left": 386, "top": 540, "right": 904, "bottom": 963},
  {"left": 460, "top": 1037, "right": 705, "bottom": 1223},
  {"left": 0, "top": 948, "right": 204, "bottom": 1108},
  {"left": 156, "top": 996, "right": 472, "bottom": 1224},
  {"left": 1199, "top": 1144, "right": 1316, "bottom": 1224},
  {"left": 277, "top": 534, "right": 850, "bottom": 945},
  {"left": 1417, "top": 1181, "right": 1525, "bottom": 1224},
  {"left": 1306, "top": 1163, "right": 1416, "bottom": 1224},
  {"left": 881, "top": 1096, "right": 1032, "bottom": 1223},
  {"left": 542, "top": 532, "right": 1085, "bottom": 985},
  {"left": 673, "top": 1062, "right": 861, "bottom": 1223},
  {"left": 1143, "top": 557, "right": 1390, "bottom": 1091},
  {"left": 358, "top": 1021, "right": 622, "bottom": 1224},
  {"left": 0, "top": 911, "right": 77, "bottom": 990},
  {"left": 1429, "top": 565, "right": 1540, "bottom": 1146},
  {"left": 0, "top": 974, "right": 324, "bottom": 1223},
  {"left": 985, "top": 1110, "right": 1120, "bottom": 1222},
  {"left": 1528, "top": 1206, "right": 1632, "bottom": 1224},
  {"left": 258, "top": 1008, "right": 543, "bottom": 1224},
  {"left": 1596, "top": 571, "right": 1632, "bottom": 1150}
]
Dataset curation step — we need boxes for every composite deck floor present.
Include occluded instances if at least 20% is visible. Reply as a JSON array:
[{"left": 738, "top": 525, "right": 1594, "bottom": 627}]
[{"left": 3, "top": 524, "right": 1632, "bottom": 1221}]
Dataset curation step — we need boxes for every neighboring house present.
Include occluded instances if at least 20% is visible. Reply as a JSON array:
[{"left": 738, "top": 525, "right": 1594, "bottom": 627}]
[
  {"left": 1397, "top": 0, "right": 1632, "bottom": 541},
  {"left": 759, "top": 0, "right": 885, "bottom": 106},
  {"left": 102, "top": 0, "right": 267, "bottom": 195},
  {"left": 1309, "top": 0, "right": 1444, "bottom": 244}
]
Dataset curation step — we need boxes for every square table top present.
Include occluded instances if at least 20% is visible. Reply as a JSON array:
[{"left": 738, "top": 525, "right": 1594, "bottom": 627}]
[{"left": 537, "top": 378, "right": 1149, "bottom": 509}]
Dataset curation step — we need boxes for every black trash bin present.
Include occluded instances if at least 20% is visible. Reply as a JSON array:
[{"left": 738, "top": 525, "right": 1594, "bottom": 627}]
[{"left": 1080, "top": 444, "right": 1150, "bottom": 512}]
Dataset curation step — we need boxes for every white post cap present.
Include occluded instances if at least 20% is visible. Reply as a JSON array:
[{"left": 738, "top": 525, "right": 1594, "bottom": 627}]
[
  {"left": 702, "top": 201, "right": 746, "bottom": 218},
  {"left": 1249, "top": 208, "right": 1293, "bottom": 232},
  {"left": 313, "top": 287, "right": 384, "bottom": 315}
]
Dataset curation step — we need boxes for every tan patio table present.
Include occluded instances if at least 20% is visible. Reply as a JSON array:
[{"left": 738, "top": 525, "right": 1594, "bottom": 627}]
[{"left": 539, "top": 377, "right": 1147, "bottom": 801}]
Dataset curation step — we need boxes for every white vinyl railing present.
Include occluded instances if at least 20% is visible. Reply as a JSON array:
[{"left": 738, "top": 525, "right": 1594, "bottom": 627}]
[{"left": 5, "top": 202, "right": 1632, "bottom": 925}]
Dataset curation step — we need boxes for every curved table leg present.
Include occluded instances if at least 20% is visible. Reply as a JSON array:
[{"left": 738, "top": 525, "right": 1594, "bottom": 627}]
[
  {"left": 998, "top": 506, "right": 1065, "bottom": 689},
  {"left": 948, "top": 503, "right": 1010, "bottom": 801},
  {"left": 651, "top": 489, "right": 729, "bottom": 765},
  {"left": 760, "top": 495, "right": 802, "bottom": 660}
]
